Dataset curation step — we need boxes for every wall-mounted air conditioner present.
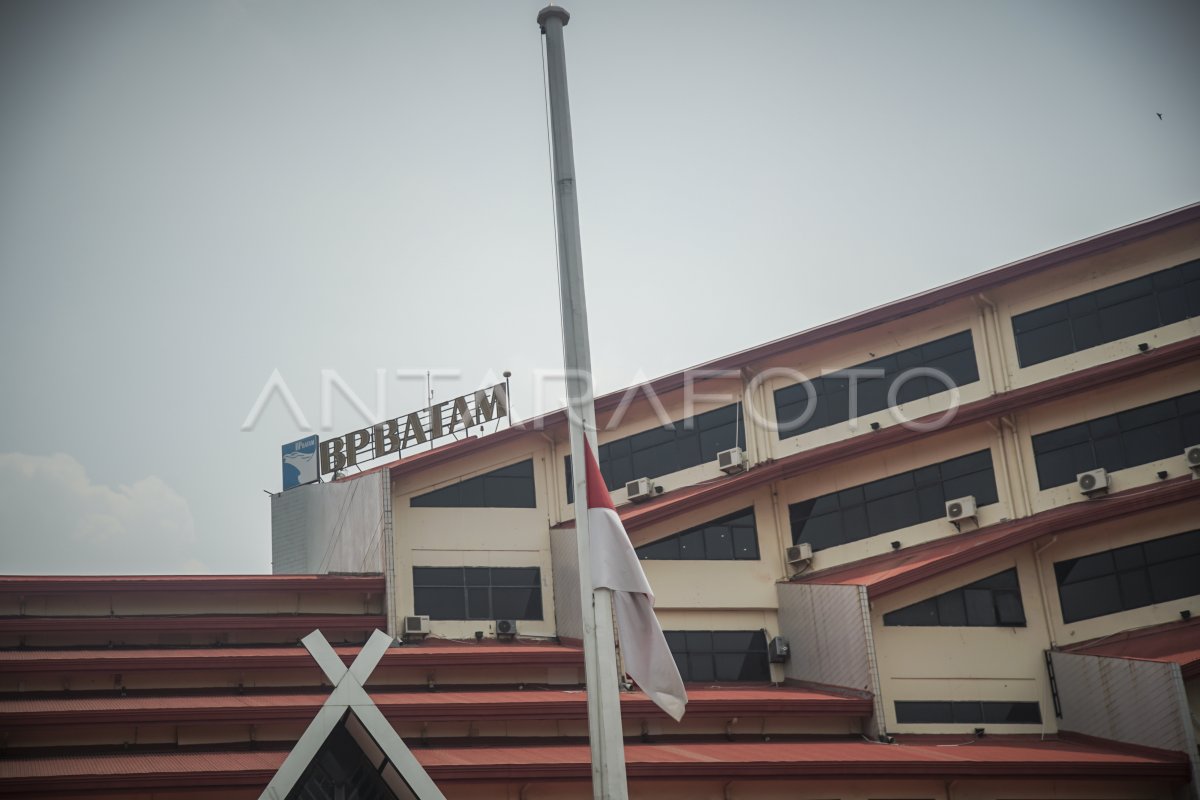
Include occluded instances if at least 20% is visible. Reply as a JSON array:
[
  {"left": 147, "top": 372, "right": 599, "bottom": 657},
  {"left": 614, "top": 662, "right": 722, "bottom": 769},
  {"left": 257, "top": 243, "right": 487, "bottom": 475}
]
[
  {"left": 717, "top": 448, "right": 746, "bottom": 474},
  {"left": 495, "top": 619, "right": 517, "bottom": 640},
  {"left": 786, "top": 543, "right": 813, "bottom": 565},
  {"left": 945, "top": 495, "right": 977, "bottom": 524},
  {"left": 1076, "top": 468, "right": 1109, "bottom": 496},
  {"left": 403, "top": 615, "right": 430, "bottom": 640},
  {"left": 625, "top": 478, "right": 662, "bottom": 503},
  {"left": 1186, "top": 444, "right": 1200, "bottom": 476}
]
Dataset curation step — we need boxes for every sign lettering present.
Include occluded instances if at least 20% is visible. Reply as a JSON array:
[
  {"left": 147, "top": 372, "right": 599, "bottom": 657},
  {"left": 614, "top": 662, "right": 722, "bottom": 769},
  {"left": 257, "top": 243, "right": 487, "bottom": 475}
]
[{"left": 314, "top": 382, "right": 508, "bottom": 477}]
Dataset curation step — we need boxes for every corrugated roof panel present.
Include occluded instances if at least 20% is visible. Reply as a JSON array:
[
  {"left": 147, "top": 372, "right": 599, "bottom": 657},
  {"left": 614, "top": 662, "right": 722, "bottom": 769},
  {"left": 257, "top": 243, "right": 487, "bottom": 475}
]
[
  {"left": 0, "top": 685, "right": 873, "bottom": 725},
  {"left": 0, "top": 736, "right": 1187, "bottom": 788},
  {"left": 1062, "top": 618, "right": 1200, "bottom": 678}
]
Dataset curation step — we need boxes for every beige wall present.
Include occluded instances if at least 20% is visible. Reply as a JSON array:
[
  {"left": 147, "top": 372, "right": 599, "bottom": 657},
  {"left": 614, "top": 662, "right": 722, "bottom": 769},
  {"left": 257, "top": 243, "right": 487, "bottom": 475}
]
[
  {"left": 779, "top": 423, "right": 1012, "bottom": 573},
  {"left": 871, "top": 548, "right": 1057, "bottom": 735},
  {"left": 391, "top": 437, "right": 558, "bottom": 639},
  {"left": 631, "top": 488, "right": 785, "bottom": 609},
  {"left": 1017, "top": 363, "right": 1200, "bottom": 515},
  {"left": 1031, "top": 501, "right": 1200, "bottom": 647},
  {"left": 991, "top": 222, "right": 1200, "bottom": 391},
  {"left": 868, "top": 499, "right": 1200, "bottom": 737},
  {"left": 753, "top": 295, "right": 991, "bottom": 461}
]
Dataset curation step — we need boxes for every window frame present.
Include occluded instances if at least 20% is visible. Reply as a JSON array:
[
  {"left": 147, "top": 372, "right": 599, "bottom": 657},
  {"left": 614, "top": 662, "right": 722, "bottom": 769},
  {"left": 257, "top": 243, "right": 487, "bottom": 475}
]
[
  {"left": 662, "top": 629, "right": 771, "bottom": 683},
  {"left": 1054, "top": 528, "right": 1200, "bottom": 624},
  {"left": 773, "top": 330, "right": 979, "bottom": 440},
  {"left": 1031, "top": 390, "right": 1200, "bottom": 490},
  {"left": 894, "top": 700, "right": 1042, "bottom": 725},
  {"left": 410, "top": 458, "right": 537, "bottom": 509},
  {"left": 883, "top": 568, "right": 1027, "bottom": 627},
  {"left": 635, "top": 508, "right": 760, "bottom": 561},
  {"left": 1012, "top": 258, "right": 1200, "bottom": 368},
  {"left": 565, "top": 403, "right": 746, "bottom": 501},
  {"left": 789, "top": 450, "right": 999, "bottom": 552},
  {"left": 412, "top": 566, "right": 544, "bottom": 621}
]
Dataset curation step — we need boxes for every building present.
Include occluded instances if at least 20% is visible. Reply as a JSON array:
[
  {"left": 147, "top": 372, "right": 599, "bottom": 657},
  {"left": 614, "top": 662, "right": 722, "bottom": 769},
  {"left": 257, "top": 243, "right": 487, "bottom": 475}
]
[{"left": 2, "top": 203, "right": 1199, "bottom": 798}]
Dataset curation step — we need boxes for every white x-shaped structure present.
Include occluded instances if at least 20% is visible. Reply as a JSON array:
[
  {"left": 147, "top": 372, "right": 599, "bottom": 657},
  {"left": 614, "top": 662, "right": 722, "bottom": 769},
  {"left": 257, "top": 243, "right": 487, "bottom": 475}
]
[{"left": 260, "top": 629, "right": 447, "bottom": 800}]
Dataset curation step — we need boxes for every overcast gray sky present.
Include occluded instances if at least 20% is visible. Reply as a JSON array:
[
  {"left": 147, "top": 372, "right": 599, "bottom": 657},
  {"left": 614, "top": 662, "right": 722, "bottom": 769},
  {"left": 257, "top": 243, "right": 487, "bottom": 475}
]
[{"left": 1, "top": 1, "right": 1197, "bottom": 575}]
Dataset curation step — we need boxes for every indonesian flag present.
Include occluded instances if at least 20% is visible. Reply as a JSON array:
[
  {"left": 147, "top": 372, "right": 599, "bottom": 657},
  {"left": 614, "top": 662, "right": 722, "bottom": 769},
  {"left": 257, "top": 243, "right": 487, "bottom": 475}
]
[{"left": 583, "top": 440, "right": 688, "bottom": 721}]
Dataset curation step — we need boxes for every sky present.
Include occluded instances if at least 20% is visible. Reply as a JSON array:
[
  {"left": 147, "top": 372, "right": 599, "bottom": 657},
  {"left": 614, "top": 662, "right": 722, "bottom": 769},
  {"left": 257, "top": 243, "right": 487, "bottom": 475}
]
[{"left": 0, "top": 0, "right": 1197, "bottom": 575}]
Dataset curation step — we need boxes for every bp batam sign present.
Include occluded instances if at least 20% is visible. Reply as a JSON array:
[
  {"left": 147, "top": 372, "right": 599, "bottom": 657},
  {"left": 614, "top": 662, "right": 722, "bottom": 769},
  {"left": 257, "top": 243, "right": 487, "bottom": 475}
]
[{"left": 280, "top": 382, "right": 509, "bottom": 489}]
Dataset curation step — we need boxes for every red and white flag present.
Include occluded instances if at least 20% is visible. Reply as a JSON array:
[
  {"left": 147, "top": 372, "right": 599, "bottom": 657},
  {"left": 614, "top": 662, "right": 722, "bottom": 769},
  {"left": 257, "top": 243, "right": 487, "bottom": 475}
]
[{"left": 582, "top": 441, "right": 688, "bottom": 721}]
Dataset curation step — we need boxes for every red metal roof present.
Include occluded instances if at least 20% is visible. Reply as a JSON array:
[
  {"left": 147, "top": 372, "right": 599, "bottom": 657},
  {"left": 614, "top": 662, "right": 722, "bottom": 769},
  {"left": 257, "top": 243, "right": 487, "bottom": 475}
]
[
  {"left": 0, "top": 735, "right": 1187, "bottom": 793},
  {"left": 391, "top": 204, "right": 1200, "bottom": 480},
  {"left": 0, "top": 639, "right": 585, "bottom": 673},
  {"left": 1062, "top": 618, "right": 1200, "bottom": 679},
  {"left": 795, "top": 478, "right": 1200, "bottom": 597},
  {"left": 0, "top": 613, "right": 386, "bottom": 635},
  {"left": 550, "top": 335, "right": 1200, "bottom": 532},
  {"left": 0, "top": 574, "right": 385, "bottom": 594},
  {"left": 0, "top": 686, "right": 871, "bottom": 727}
]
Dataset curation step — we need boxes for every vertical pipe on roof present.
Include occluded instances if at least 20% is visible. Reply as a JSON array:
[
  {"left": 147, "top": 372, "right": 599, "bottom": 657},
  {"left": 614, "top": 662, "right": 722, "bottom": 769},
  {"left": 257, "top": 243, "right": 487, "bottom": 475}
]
[
  {"left": 381, "top": 468, "right": 398, "bottom": 638},
  {"left": 1001, "top": 415, "right": 1033, "bottom": 518},
  {"left": 858, "top": 584, "right": 888, "bottom": 739}
]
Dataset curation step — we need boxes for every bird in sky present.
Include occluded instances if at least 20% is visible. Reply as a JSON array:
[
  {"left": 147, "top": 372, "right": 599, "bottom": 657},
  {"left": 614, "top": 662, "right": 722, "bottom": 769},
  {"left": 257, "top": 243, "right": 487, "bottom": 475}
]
[{"left": 1157, "top": 113, "right": 1163, "bottom": 120}]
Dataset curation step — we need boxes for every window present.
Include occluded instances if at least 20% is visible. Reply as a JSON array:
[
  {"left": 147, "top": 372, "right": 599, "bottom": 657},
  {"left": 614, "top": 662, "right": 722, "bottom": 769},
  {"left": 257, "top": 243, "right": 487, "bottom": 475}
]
[
  {"left": 411, "top": 459, "right": 536, "bottom": 508},
  {"left": 883, "top": 568, "right": 1026, "bottom": 627},
  {"left": 412, "top": 567, "right": 543, "bottom": 620},
  {"left": 1012, "top": 258, "right": 1200, "bottom": 367},
  {"left": 773, "top": 331, "right": 979, "bottom": 439},
  {"left": 564, "top": 403, "right": 745, "bottom": 501},
  {"left": 1031, "top": 390, "right": 1200, "bottom": 489},
  {"left": 894, "top": 700, "right": 1042, "bottom": 724},
  {"left": 662, "top": 630, "right": 770, "bottom": 682},
  {"left": 1054, "top": 528, "right": 1200, "bottom": 624},
  {"left": 789, "top": 450, "right": 999, "bottom": 552},
  {"left": 635, "top": 508, "right": 759, "bottom": 561}
]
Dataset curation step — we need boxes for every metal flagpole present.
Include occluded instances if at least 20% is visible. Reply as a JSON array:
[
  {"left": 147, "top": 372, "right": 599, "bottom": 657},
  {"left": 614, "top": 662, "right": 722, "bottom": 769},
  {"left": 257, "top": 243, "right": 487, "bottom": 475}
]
[{"left": 537, "top": 6, "right": 630, "bottom": 799}]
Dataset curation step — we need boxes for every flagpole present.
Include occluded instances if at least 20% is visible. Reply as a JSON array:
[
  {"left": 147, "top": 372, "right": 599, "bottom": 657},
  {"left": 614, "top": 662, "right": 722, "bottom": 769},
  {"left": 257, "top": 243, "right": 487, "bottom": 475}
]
[{"left": 537, "top": 6, "right": 630, "bottom": 799}]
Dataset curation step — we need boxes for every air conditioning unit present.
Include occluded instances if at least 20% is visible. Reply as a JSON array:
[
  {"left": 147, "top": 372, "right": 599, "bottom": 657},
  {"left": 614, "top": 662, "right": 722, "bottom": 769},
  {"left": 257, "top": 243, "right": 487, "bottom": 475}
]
[
  {"left": 945, "top": 495, "right": 977, "bottom": 523},
  {"left": 768, "top": 635, "right": 791, "bottom": 663},
  {"left": 495, "top": 619, "right": 517, "bottom": 640},
  {"left": 1076, "top": 468, "right": 1109, "bottom": 496},
  {"left": 717, "top": 448, "right": 746, "bottom": 474},
  {"left": 625, "top": 477, "right": 662, "bottom": 503},
  {"left": 403, "top": 615, "right": 430, "bottom": 640},
  {"left": 786, "top": 543, "right": 813, "bottom": 565},
  {"left": 1186, "top": 444, "right": 1200, "bottom": 475}
]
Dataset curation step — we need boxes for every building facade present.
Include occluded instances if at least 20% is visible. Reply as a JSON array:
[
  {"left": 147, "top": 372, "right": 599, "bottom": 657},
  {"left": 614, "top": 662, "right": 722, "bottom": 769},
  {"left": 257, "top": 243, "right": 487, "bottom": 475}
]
[{"left": 3, "top": 204, "right": 1199, "bottom": 798}]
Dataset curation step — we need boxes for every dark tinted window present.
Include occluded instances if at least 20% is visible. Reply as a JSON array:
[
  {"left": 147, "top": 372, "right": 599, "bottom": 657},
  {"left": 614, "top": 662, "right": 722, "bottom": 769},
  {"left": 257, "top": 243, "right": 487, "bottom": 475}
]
[
  {"left": 1054, "top": 529, "right": 1200, "bottom": 623},
  {"left": 662, "top": 629, "right": 770, "bottom": 682},
  {"left": 790, "top": 450, "right": 999, "bottom": 551},
  {"left": 635, "top": 508, "right": 759, "bottom": 561},
  {"left": 1031, "top": 391, "right": 1200, "bottom": 489},
  {"left": 565, "top": 404, "right": 745, "bottom": 501},
  {"left": 1012, "top": 258, "right": 1200, "bottom": 367},
  {"left": 412, "top": 566, "right": 543, "bottom": 621},
  {"left": 774, "top": 331, "right": 979, "bottom": 439},
  {"left": 411, "top": 459, "right": 536, "bottom": 508},
  {"left": 884, "top": 568, "right": 1026, "bottom": 627},
  {"left": 895, "top": 700, "right": 1042, "bottom": 724}
]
